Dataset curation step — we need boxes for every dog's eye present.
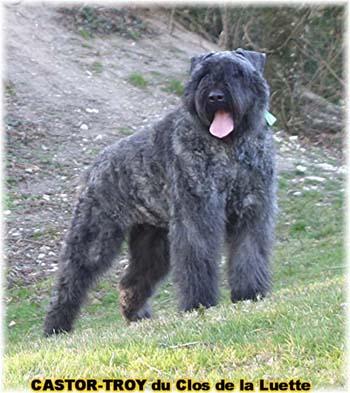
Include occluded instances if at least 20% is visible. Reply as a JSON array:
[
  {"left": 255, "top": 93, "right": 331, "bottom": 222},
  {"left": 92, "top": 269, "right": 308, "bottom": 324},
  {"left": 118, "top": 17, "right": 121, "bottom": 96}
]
[
  {"left": 232, "top": 68, "right": 244, "bottom": 78},
  {"left": 198, "top": 73, "right": 210, "bottom": 86}
]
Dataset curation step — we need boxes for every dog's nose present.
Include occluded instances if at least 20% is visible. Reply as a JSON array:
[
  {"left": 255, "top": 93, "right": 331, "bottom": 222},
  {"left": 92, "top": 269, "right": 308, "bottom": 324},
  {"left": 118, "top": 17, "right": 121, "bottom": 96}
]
[{"left": 208, "top": 90, "right": 225, "bottom": 103}]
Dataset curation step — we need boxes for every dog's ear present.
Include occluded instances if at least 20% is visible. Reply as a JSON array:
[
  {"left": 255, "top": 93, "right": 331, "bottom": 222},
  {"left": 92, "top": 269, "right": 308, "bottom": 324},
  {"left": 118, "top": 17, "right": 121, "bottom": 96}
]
[
  {"left": 190, "top": 52, "right": 214, "bottom": 73},
  {"left": 235, "top": 48, "right": 266, "bottom": 74},
  {"left": 190, "top": 55, "right": 203, "bottom": 72}
]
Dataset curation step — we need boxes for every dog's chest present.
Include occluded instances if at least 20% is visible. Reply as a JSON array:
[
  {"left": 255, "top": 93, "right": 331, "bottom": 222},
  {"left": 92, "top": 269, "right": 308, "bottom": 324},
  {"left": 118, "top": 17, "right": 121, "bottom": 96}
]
[
  {"left": 207, "top": 143, "right": 267, "bottom": 214},
  {"left": 206, "top": 143, "right": 253, "bottom": 188}
]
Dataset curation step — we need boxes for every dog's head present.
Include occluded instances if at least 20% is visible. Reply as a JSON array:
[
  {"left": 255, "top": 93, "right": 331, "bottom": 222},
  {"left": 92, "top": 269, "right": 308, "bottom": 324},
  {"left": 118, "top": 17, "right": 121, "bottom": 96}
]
[{"left": 183, "top": 49, "right": 269, "bottom": 138}]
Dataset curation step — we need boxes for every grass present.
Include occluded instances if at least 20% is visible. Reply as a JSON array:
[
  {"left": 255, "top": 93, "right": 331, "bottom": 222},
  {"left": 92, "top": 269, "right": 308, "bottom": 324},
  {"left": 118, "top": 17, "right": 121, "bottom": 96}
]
[
  {"left": 78, "top": 28, "right": 91, "bottom": 40},
  {"left": 4, "top": 147, "right": 346, "bottom": 390},
  {"left": 91, "top": 61, "right": 103, "bottom": 74},
  {"left": 119, "top": 127, "right": 134, "bottom": 136},
  {"left": 127, "top": 30, "right": 141, "bottom": 41},
  {"left": 4, "top": 194, "right": 14, "bottom": 209},
  {"left": 164, "top": 79, "right": 184, "bottom": 96},
  {"left": 5, "top": 82, "right": 16, "bottom": 97},
  {"left": 128, "top": 72, "right": 148, "bottom": 88}
]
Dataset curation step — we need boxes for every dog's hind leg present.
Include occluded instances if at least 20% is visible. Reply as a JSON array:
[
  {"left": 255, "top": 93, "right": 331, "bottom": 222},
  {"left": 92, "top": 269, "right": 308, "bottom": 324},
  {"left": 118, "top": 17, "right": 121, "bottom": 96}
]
[
  {"left": 44, "top": 189, "right": 124, "bottom": 336},
  {"left": 119, "top": 224, "right": 170, "bottom": 322}
]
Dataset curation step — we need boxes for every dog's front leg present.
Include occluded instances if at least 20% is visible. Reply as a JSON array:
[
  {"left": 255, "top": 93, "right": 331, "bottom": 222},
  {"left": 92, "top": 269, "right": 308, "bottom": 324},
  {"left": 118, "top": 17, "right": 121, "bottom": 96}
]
[
  {"left": 226, "top": 210, "right": 274, "bottom": 303},
  {"left": 169, "top": 165, "right": 226, "bottom": 312}
]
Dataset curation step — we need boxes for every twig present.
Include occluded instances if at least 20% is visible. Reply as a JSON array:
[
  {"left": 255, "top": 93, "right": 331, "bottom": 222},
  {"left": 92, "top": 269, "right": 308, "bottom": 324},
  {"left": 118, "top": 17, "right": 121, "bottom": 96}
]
[
  {"left": 244, "top": 10, "right": 311, "bottom": 54},
  {"left": 243, "top": 18, "right": 268, "bottom": 52},
  {"left": 272, "top": 10, "right": 312, "bottom": 54},
  {"left": 297, "top": 39, "right": 344, "bottom": 86},
  {"left": 160, "top": 341, "right": 210, "bottom": 349},
  {"left": 120, "top": 47, "right": 154, "bottom": 61},
  {"left": 137, "top": 358, "right": 172, "bottom": 378},
  {"left": 325, "top": 266, "right": 344, "bottom": 270},
  {"left": 109, "top": 352, "right": 115, "bottom": 367},
  {"left": 19, "top": 238, "right": 53, "bottom": 247},
  {"left": 308, "top": 45, "right": 343, "bottom": 86},
  {"left": 175, "top": 10, "right": 216, "bottom": 43},
  {"left": 168, "top": 8, "right": 175, "bottom": 35}
]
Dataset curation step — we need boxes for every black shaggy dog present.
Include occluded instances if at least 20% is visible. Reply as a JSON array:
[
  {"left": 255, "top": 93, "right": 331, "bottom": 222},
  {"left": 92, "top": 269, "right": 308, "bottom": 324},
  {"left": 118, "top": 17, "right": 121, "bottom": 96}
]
[{"left": 44, "top": 49, "right": 277, "bottom": 335}]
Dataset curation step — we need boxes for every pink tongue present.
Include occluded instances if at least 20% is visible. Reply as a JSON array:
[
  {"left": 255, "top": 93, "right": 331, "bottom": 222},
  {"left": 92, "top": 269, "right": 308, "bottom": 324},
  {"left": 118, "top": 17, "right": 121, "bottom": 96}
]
[{"left": 209, "top": 110, "right": 234, "bottom": 138}]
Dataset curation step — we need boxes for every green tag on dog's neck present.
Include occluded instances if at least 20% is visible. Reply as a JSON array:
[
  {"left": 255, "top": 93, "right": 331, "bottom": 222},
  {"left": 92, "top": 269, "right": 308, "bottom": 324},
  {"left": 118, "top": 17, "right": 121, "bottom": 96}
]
[{"left": 265, "top": 111, "right": 277, "bottom": 126}]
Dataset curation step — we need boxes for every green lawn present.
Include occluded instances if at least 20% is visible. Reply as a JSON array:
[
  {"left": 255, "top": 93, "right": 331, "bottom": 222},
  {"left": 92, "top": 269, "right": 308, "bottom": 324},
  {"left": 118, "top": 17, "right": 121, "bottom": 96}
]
[{"left": 4, "top": 148, "right": 346, "bottom": 390}]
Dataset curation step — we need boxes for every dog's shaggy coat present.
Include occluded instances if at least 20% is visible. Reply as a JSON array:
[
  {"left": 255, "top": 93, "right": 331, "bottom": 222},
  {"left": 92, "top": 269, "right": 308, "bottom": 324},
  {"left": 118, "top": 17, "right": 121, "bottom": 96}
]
[{"left": 44, "top": 49, "right": 277, "bottom": 335}]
